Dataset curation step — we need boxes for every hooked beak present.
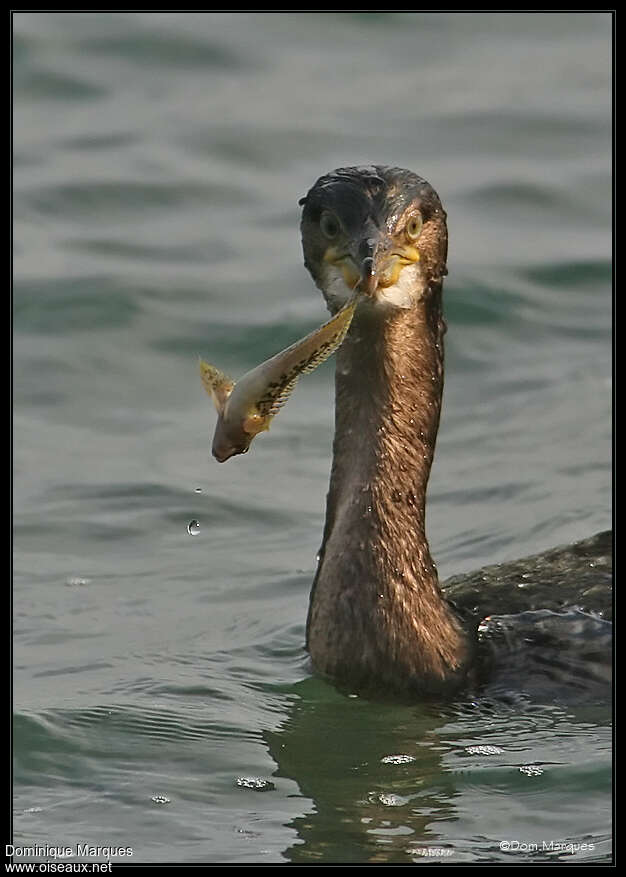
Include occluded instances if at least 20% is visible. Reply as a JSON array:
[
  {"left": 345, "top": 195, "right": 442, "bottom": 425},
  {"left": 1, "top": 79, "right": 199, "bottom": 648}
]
[
  {"left": 355, "top": 232, "right": 420, "bottom": 298},
  {"left": 324, "top": 229, "right": 420, "bottom": 300},
  {"left": 358, "top": 236, "right": 380, "bottom": 297}
]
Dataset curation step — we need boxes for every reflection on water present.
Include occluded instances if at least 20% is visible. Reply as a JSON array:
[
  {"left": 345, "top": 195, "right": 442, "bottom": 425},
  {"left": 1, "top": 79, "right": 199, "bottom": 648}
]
[{"left": 264, "top": 680, "right": 611, "bottom": 863}]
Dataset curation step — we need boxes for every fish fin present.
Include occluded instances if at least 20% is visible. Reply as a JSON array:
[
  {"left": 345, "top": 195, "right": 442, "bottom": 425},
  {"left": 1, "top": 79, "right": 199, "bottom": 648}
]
[
  {"left": 254, "top": 293, "right": 358, "bottom": 418},
  {"left": 198, "top": 358, "right": 235, "bottom": 415},
  {"left": 264, "top": 376, "right": 300, "bottom": 419},
  {"left": 297, "top": 295, "right": 358, "bottom": 375},
  {"left": 242, "top": 412, "right": 272, "bottom": 436}
]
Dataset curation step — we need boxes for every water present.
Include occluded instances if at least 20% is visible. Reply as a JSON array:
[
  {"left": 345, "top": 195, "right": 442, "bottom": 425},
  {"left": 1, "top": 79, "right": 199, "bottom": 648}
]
[{"left": 13, "top": 12, "right": 612, "bottom": 864}]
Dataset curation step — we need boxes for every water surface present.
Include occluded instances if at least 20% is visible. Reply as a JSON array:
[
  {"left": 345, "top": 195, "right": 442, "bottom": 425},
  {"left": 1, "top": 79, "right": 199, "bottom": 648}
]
[{"left": 13, "top": 12, "right": 612, "bottom": 864}]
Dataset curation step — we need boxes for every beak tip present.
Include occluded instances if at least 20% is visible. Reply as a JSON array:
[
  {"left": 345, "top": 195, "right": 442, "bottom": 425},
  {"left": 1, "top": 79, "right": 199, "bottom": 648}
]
[{"left": 360, "top": 256, "right": 378, "bottom": 296}]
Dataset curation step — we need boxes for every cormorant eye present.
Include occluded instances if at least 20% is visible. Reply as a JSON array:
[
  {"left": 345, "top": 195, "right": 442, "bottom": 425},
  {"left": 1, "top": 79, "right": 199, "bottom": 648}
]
[
  {"left": 406, "top": 212, "right": 423, "bottom": 241},
  {"left": 320, "top": 211, "right": 340, "bottom": 240}
]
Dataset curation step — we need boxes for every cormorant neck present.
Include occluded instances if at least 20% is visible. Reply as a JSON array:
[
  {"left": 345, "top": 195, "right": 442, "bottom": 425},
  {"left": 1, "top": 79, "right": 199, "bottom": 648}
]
[{"left": 306, "top": 286, "right": 471, "bottom": 694}]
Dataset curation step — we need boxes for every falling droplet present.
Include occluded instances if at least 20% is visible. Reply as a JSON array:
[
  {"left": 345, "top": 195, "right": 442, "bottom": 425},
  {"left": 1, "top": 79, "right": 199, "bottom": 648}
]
[
  {"left": 187, "top": 520, "right": 200, "bottom": 536},
  {"left": 65, "top": 576, "right": 91, "bottom": 587},
  {"left": 235, "top": 777, "right": 275, "bottom": 792}
]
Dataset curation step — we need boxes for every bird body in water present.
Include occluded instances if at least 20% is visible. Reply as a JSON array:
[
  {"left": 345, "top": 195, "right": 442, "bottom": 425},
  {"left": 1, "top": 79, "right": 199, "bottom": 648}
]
[{"left": 296, "top": 165, "right": 611, "bottom": 698}]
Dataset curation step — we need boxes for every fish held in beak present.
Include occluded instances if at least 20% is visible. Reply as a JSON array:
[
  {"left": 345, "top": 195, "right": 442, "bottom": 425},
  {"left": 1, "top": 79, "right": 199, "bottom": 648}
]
[{"left": 199, "top": 291, "right": 359, "bottom": 462}]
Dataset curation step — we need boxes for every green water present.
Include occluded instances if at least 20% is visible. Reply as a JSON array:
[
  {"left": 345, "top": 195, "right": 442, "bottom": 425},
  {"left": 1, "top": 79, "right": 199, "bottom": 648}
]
[{"left": 13, "top": 12, "right": 611, "bottom": 864}]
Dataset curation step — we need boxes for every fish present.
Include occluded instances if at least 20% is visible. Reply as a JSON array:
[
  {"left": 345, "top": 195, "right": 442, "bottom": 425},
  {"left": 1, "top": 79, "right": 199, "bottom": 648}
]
[{"left": 199, "top": 292, "right": 359, "bottom": 462}]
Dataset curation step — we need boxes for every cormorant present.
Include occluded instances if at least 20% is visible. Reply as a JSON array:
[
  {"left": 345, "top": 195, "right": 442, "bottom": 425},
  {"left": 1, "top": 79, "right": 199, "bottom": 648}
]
[{"left": 298, "top": 165, "right": 611, "bottom": 696}]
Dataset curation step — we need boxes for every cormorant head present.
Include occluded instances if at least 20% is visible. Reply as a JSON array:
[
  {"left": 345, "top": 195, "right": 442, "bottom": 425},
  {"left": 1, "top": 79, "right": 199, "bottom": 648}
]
[{"left": 299, "top": 165, "right": 448, "bottom": 311}]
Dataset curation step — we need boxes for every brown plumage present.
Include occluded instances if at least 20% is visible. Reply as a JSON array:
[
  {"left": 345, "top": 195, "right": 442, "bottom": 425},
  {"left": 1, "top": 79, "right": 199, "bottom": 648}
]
[{"left": 298, "top": 165, "right": 611, "bottom": 697}]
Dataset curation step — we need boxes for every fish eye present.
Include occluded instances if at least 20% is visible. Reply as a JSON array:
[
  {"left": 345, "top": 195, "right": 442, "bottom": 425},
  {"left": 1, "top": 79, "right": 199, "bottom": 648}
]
[
  {"left": 320, "top": 211, "right": 340, "bottom": 240},
  {"left": 405, "top": 212, "right": 423, "bottom": 241}
]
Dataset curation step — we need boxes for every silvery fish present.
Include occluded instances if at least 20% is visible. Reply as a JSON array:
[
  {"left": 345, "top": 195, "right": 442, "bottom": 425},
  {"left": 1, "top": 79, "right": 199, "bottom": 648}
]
[{"left": 200, "top": 293, "right": 359, "bottom": 462}]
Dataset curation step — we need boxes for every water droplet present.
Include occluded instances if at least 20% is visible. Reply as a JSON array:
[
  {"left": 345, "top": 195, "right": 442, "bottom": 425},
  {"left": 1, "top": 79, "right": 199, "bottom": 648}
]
[
  {"left": 381, "top": 754, "right": 416, "bottom": 764},
  {"left": 187, "top": 520, "right": 200, "bottom": 536},
  {"left": 377, "top": 793, "right": 405, "bottom": 807},
  {"left": 519, "top": 765, "right": 543, "bottom": 777},
  {"left": 391, "top": 489, "right": 402, "bottom": 503},
  {"left": 235, "top": 777, "right": 275, "bottom": 792},
  {"left": 65, "top": 576, "right": 91, "bottom": 587},
  {"left": 465, "top": 745, "right": 503, "bottom": 756}
]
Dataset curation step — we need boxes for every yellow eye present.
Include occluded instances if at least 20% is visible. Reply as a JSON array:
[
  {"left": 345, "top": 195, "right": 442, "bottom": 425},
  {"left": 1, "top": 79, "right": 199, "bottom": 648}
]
[
  {"left": 406, "top": 213, "right": 423, "bottom": 241},
  {"left": 320, "top": 211, "right": 340, "bottom": 240}
]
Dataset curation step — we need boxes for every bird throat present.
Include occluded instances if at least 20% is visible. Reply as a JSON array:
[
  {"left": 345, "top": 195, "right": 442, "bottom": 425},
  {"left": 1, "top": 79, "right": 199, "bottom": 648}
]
[{"left": 306, "top": 287, "right": 471, "bottom": 694}]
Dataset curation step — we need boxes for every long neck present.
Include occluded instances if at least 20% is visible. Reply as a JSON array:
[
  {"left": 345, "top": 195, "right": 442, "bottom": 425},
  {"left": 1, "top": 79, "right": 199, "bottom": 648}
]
[{"left": 306, "top": 288, "right": 470, "bottom": 694}]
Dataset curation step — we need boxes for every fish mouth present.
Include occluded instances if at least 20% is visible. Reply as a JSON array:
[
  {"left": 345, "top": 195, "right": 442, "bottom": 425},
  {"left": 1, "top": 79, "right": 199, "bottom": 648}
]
[
  {"left": 212, "top": 426, "right": 252, "bottom": 463},
  {"left": 212, "top": 443, "right": 250, "bottom": 463},
  {"left": 213, "top": 446, "right": 234, "bottom": 463}
]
